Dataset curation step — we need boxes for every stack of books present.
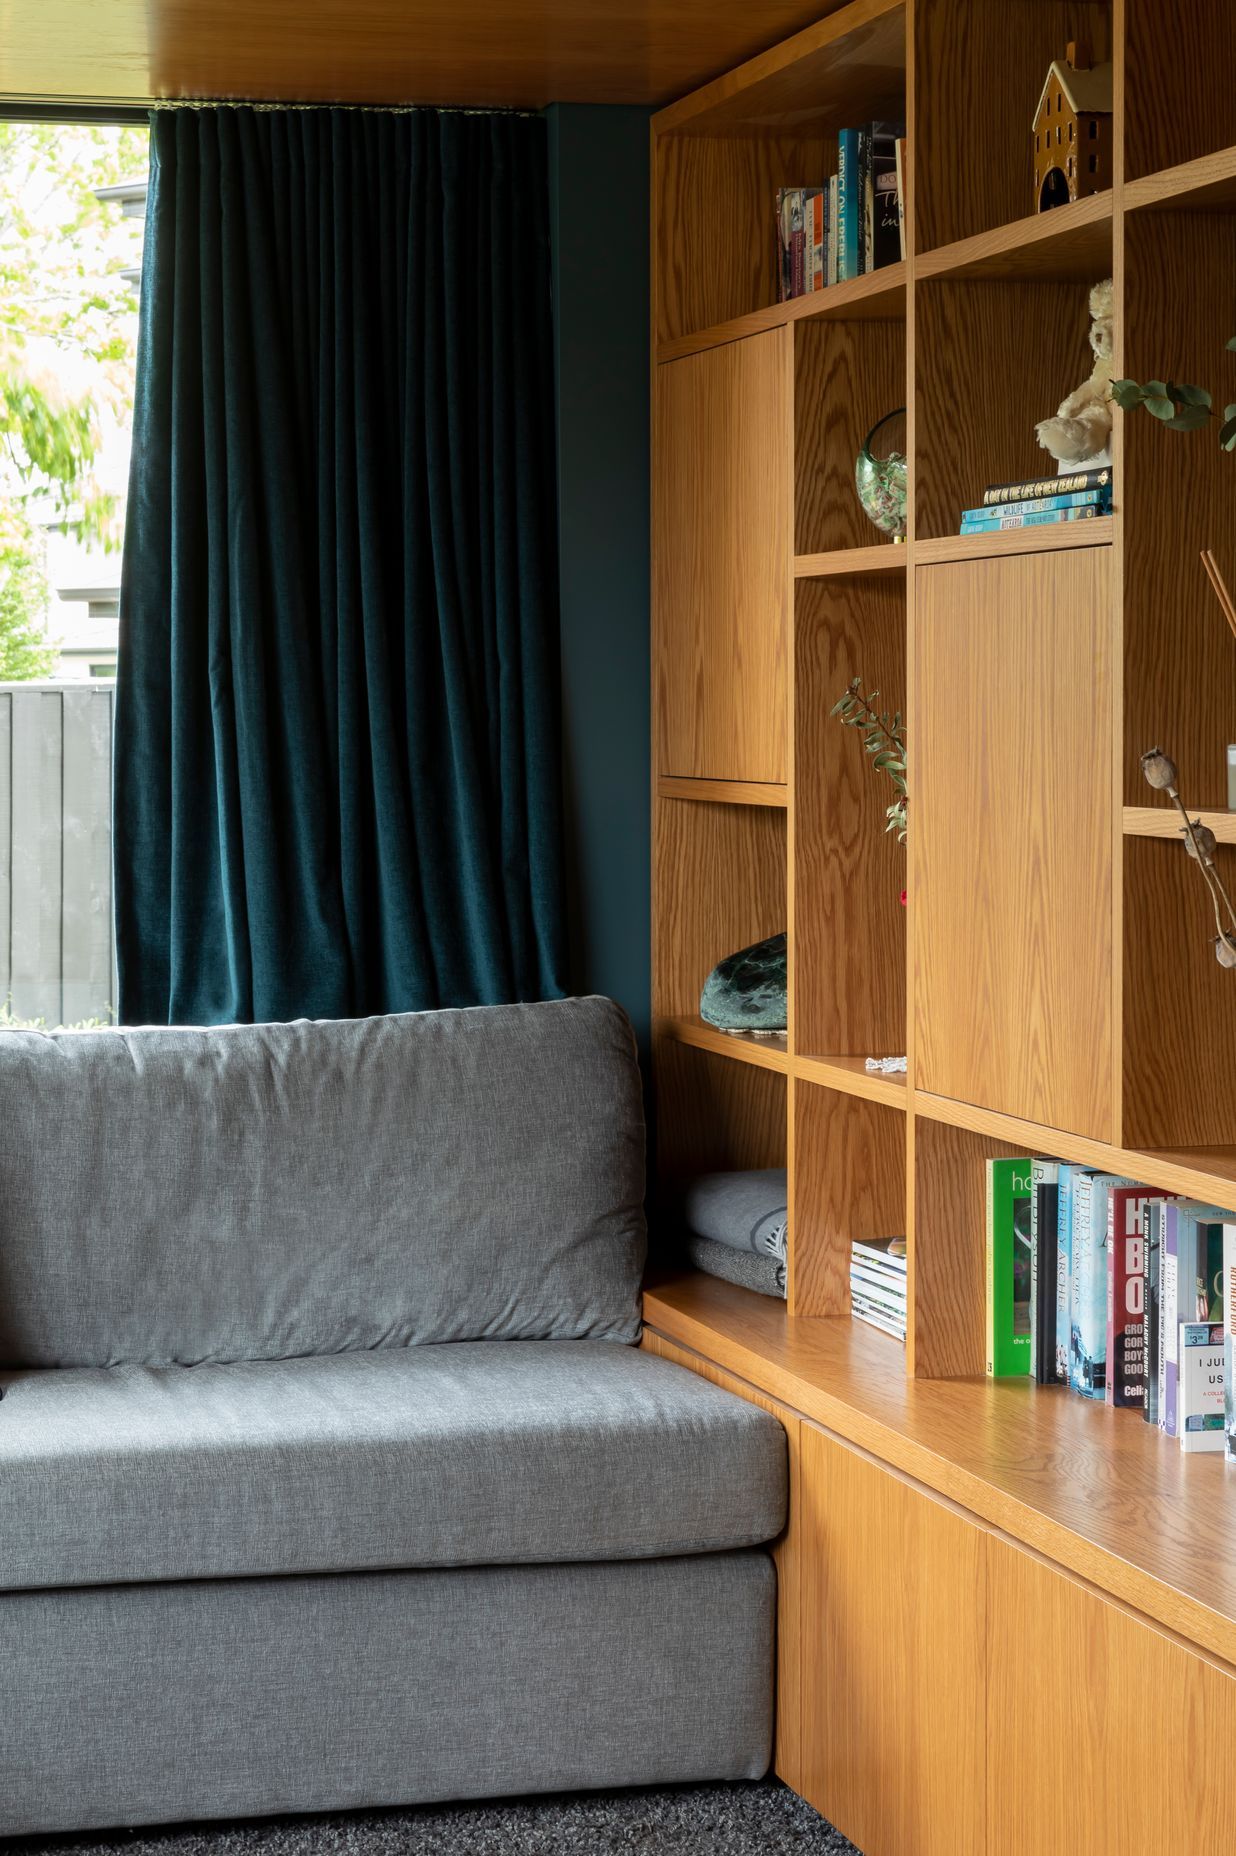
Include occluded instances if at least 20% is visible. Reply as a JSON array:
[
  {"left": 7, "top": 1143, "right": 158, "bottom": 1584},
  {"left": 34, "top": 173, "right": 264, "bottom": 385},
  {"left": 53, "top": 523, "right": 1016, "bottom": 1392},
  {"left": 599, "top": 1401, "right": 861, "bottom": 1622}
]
[
  {"left": 986, "top": 1154, "right": 1236, "bottom": 1459},
  {"left": 776, "top": 123, "right": 905, "bottom": 301},
  {"left": 958, "top": 466, "right": 1113, "bottom": 536},
  {"left": 850, "top": 1236, "right": 907, "bottom": 1342}
]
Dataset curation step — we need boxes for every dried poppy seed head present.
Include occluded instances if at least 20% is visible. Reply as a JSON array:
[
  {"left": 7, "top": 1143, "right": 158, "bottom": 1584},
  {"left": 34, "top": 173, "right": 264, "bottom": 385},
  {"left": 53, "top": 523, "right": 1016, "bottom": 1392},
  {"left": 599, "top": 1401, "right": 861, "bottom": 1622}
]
[
  {"left": 1216, "top": 932, "right": 1236, "bottom": 968},
  {"left": 1141, "top": 748, "right": 1178, "bottom": 791},
  {"left": 1186, "top": 822, "right": 1218, "bottom": 862}
]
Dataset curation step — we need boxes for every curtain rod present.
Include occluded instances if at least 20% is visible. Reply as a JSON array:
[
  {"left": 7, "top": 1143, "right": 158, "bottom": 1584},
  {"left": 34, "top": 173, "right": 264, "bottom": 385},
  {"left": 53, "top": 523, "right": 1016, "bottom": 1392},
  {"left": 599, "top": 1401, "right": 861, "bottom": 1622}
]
[{"left": 147, "top": 99, "right": 543, "bottom": 118}]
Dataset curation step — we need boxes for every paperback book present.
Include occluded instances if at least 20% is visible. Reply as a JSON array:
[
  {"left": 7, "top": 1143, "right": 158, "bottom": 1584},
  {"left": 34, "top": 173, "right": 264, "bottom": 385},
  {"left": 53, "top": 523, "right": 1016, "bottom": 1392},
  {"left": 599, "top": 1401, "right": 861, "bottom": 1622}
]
[
  {"left": 986, "top": 1157, "right": 1033, "bottom": 1377},
  {"left": 1106, "top": 1185, "right": 1156, "bottom": 1408},
  {"left": 1071, "top": 1173, "right": 1138, "bottom": 1400},
  {"left": 1029, "top": 1160, "right": 1059, "bottom": 1385},
  {"left": 960, "top": 505, "right": 1106, "bottom": 535},
  {"left": 979, "top": 466, "right": 1113, "bottom": 508},
  {"left": 1178, "top": 1322, "right": 1227, "bottom": 1453},
  {"left": 1056, "top": 1165, "right": 1080, "bottom": 1384},
  {"left": 1143, "top": 1199, "right": 1165, "bottom": 1427}
]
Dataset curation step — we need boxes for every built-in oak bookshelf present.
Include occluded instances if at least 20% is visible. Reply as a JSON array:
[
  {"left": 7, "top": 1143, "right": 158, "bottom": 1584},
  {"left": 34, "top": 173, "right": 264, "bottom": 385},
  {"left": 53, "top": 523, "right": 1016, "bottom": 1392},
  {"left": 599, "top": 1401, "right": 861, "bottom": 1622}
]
[{"left": 648, "top": 0, "right": 1236, "bottom": 1721}]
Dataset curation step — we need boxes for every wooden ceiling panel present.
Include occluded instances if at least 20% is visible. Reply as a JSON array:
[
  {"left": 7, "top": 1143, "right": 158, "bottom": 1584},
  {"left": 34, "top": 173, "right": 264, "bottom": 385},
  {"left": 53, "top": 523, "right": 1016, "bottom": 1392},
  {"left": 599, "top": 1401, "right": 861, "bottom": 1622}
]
[{"left": 0, "top": 0, "right": 856, "bottom": 110}]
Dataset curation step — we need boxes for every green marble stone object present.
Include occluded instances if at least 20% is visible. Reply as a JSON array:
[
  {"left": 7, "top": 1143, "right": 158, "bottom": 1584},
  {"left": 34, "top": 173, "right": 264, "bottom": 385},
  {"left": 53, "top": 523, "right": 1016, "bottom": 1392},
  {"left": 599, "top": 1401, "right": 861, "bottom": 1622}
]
[{"left": 700, "top": 932, "right": 788, "bottom": 1034}]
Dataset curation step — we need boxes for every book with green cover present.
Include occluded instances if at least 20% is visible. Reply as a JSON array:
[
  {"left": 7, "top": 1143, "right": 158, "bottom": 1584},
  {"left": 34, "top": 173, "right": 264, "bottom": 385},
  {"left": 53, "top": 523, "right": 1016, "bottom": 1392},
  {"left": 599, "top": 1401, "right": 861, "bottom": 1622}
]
[{"left": 986, "top": 1157, "right": 1034, "bottom": 1377}]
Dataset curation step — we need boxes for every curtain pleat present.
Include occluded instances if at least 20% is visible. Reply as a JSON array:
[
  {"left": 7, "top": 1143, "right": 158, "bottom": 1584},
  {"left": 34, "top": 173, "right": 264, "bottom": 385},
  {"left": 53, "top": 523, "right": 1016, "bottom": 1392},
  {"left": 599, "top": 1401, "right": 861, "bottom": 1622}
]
[{"left": 115, "top": 106, "right": 566, "bottom": 1025}]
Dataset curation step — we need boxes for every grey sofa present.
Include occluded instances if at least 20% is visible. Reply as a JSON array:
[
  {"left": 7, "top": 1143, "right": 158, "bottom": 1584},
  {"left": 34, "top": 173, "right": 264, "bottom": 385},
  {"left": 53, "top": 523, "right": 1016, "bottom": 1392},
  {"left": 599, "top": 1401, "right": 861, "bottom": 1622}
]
[{"left": 0, "top": 994, "right": 786, "bottom": 1837}]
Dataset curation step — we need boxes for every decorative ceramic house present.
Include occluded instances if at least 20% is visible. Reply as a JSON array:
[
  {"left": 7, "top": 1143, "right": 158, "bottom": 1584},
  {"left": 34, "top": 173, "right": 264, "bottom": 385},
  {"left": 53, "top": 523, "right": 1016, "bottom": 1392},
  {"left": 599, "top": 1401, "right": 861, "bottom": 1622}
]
[{"left": 1033, "top": 43, "right": 1113, "bottom": 211}]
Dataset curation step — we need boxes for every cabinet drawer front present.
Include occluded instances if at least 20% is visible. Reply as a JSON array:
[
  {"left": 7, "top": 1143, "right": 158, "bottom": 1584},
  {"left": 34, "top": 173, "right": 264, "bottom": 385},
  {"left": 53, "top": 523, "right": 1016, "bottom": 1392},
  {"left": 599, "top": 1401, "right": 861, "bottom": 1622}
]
[
  {"left": 914, "top": 547, "right": 1114, "bottom": 1139},
  {"left": 988, "top": 1536, "right": 1236, "bottom": 1856},
  {"left": 799, "top": 1425, "right": 986, "bottom": 1856},
  {"left": 654, "top": 330, "right": 790, "bottom": 784}
]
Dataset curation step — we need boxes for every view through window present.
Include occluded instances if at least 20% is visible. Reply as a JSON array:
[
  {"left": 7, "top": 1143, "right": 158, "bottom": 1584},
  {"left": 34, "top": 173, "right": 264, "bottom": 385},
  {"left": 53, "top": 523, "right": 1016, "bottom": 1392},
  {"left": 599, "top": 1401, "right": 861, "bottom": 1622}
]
[{"left": 1, "top": 118, "right": 149, "bottom": 1027}]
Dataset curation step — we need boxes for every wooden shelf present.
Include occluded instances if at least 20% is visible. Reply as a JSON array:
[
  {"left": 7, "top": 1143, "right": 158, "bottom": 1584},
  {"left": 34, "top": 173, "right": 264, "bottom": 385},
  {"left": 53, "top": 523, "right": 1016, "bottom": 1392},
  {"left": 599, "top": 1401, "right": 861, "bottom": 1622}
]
[
  {"left": 1124, "top": 806, "right": 1236, "bottom": 844},
  {"left": 912, "top": 1088, "right": 1236, "bottom": 1212},
  {"left": 657, "top": 775, "right": 788, "bottom": 807},
  {"left": 658, "top": 263, "right": 907, "bottom": 365},
  {"left": 655, "top": 0, "right": 905, "bottom": 138},
  {"left": 915, "top": 192, "right": 1113, "bottom": 284},
  {"left": 660, "top": 1014, "right": 789, "bottom": 1072},
  {"left": 796, "top": 1053, "right": 907, "bottom": 1107},
  {"left": 1126, "top": 147, "right": 1236, "bottom": 215},
  {"left": 913, "top": 517, "right": 1115, "bottom": 564},
  {"left": 642, "top": 1271, "right": 1236, "bottom": 1671},
  {"left": 794, "top": 544, "right": 906, "bottom": 579}
]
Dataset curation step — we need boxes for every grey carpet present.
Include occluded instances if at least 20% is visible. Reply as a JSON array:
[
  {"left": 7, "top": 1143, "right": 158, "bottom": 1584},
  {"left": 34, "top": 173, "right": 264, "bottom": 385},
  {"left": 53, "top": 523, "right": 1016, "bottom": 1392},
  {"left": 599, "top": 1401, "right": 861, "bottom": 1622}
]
[{"left": 6, "top": 1783, "right": 860, "bottom": 1855}]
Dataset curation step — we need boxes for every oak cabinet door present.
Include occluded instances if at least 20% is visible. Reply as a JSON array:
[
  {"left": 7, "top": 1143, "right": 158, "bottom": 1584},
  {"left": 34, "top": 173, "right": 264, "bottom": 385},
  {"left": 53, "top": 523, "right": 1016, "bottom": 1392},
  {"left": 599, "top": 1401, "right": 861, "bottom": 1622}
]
[
  {"left": 799, "top": 1425, "right": 986, "bottom": 1856},
  {"left": 987, "top": 1536, "right": 1236, "bottom": 1855},
  {"left": 913, "top": 547, "right": 1114, "bottom": 1139},
  {"left": 654, "top": 329, "right": 790, "bottom": 783}
]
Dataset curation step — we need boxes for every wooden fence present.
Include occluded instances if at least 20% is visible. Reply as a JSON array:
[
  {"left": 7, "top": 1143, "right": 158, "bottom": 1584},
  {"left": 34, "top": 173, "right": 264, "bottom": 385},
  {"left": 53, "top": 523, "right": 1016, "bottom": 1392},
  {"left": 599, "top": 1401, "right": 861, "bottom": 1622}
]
[{"left": 0, "top": 681, "right": 116, "bottom": 1027}]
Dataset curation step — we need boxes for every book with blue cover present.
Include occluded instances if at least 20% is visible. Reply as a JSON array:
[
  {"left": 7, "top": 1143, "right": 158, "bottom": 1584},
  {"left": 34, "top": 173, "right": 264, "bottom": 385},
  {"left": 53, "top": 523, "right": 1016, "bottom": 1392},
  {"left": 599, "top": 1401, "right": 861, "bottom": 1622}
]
[
  {"left": 960, "top": 488, "right": 1110, "bottom": 521},
  {"left": 960, "top": 505, "right": 1106, "bottom": 534},
  {"left": 836, "top": 128, "right": 864, "bottom": 281},
  {"left": 1071, "top": 1172, "right": 1138, "bottom": 1399}
]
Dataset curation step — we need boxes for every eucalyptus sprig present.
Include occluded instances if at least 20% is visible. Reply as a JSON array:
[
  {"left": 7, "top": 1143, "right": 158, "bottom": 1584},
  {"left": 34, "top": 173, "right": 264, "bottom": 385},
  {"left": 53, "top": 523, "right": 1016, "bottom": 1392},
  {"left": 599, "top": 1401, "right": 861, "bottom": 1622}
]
[
  {"left": 831, "top": 677, "right": 907, "bottom": 841},
  {"left": 1112, "top": 336, "right": 1236, "bottom": 450}
]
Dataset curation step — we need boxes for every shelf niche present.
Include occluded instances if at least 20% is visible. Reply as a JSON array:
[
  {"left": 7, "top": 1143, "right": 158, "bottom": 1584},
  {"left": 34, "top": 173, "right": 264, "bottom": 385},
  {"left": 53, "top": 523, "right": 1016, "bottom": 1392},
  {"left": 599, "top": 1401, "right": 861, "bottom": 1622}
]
[
  {"left": 914, "top": 0, "right": 1114, "bottom": 254},
  {"left": 795, "top": 313, "right": 907, "bottom": 558},
  {"left": 1125, "top": 0, "right": 1236, "bottom": 185},
  {"left": 794, "top": 574, "right": 906, "bottom": 1063},
  {"left": 792, "top": 1078, "right": 905, "bottom": 1322}
]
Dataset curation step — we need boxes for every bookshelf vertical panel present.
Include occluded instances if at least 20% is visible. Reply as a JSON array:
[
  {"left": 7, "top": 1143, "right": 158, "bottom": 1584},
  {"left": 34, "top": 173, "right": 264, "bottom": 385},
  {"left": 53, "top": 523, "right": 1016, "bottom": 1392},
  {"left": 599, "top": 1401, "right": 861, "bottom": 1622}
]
[
  {"left": 913, "top": 548, "right": 1115, "bottom": 1140},
  {"left": 794, "top": 574, "right": 907, "bottom": 1059}
]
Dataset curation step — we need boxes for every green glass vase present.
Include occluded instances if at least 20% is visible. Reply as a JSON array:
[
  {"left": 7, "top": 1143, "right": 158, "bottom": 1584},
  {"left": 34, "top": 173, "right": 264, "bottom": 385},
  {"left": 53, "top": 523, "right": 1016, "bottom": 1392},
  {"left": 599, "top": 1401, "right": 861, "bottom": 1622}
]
[{"left": 855, "top": 408, "right": 908, "bottom": 541}]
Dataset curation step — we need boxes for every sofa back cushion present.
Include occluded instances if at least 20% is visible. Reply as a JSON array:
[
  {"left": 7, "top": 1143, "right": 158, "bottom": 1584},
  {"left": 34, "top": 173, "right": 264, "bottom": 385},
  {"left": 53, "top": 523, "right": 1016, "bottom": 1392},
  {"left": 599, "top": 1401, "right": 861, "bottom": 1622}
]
[{"left": 0, "top": 996, "right": 645, "bottom": 1368}]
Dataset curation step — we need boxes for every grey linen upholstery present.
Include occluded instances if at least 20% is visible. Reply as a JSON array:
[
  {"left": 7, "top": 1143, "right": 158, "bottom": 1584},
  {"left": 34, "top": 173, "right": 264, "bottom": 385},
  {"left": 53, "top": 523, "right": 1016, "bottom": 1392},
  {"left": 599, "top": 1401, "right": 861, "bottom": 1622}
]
[
  {"left": 0, "top": 1340, "right": 787, "bottom": 1591},
  {"left": 0, "top": 996, "right": 646, "bottom": 1368},
  {"left": 0, "top": 1554, "right": 776, "bottom": 1838}
]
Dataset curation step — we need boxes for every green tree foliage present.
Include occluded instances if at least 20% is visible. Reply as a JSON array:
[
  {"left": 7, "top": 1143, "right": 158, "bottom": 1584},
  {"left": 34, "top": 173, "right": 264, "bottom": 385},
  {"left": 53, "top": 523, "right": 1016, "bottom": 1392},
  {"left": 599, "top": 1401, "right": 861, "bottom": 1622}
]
[{"left": 0, "top": 121, "right": 146, "bottom": 679}]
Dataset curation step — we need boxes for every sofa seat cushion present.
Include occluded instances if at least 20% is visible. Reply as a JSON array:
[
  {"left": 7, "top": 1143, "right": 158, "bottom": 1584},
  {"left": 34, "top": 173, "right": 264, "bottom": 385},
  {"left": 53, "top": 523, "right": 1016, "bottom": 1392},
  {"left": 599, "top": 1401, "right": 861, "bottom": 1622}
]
[{"left": 0, "top": 1340, "right": 786, "bottom": 1593}]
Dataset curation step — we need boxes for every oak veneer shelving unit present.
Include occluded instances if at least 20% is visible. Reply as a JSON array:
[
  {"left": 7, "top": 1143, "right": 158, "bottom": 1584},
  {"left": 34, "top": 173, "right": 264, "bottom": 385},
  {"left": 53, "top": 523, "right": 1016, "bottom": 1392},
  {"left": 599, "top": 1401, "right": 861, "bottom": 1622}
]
[{"left": 648, "top": 2, "right": 1236, "bottom": 1849}]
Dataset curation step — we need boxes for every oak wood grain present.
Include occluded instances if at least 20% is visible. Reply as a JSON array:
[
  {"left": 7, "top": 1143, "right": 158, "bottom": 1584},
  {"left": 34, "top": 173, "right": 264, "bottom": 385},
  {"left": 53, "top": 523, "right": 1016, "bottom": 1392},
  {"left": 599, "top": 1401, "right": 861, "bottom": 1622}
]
[
  {"left": 791, "top": 1081, "right": 906, "bottom": 1315},
  {"left": 661, "top": 1013, "right": 789, "bottom": 1072},
  {"left": 0, "top": 0, "right": 863, "bottom": 109},
  {"left": 793, "top": 1052, "right": 908, "bottom": 1106},
  {"left": 914, "top": 0, "right": 1114, "bottom": 253},
  {"left": 794, "top": 545, "right": 908, "bottom": 578},
  {"left": 651, "top": 1035, "right": 787, "bottom": 1195},
  {"left": 1124, "top": 0, "right": 1236, "bottom": 184},
  {"left": 656, "top": 776, "right": 788, "bottom": 807},
  {"left": 654, "top": 332, "right": 790, "bottom": 780},
  {"left": 657, "top": 264, "right": 907, "bottom": 367},
  {"left": 652, "top": 796, "right": 786, "bottom": 1018},
  {"left": 912, "top": 519, "right": 1115, "bottom": 564},
  {"left": 913, "top": 549, "right": 1115, "bottom": 1139},
  {"left": 794, "top": 575, "right": 907, "bottom": 1057},
  {"left": 987, "top": 1537, "right": 1236, "bottom": 1855},
  {"left": 798, "top": 1425, "right": 986, "bottom": 1856},
  {"left": 795, "top": 315, "right": 907, "bottom": 556},
  {"left": 1124, "top": 805, "right": 1236, "bottom": 843},
  {"left": 641, "top": 1271, "right": 1236, "bottom": 1668},
  {"left": 914, "top": 190, "right": 1113, "bottom": 284}
]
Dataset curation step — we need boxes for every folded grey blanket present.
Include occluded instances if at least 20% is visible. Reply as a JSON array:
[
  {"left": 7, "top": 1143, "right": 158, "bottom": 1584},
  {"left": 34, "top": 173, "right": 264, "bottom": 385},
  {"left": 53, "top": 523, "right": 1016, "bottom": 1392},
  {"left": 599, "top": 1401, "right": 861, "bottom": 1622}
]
[
  {"left": 682, "top": 1169, "right": 788, "bottom": 1262},
  {"left": 687, "top": 1232, "right": 787, "bottom": 1299}
]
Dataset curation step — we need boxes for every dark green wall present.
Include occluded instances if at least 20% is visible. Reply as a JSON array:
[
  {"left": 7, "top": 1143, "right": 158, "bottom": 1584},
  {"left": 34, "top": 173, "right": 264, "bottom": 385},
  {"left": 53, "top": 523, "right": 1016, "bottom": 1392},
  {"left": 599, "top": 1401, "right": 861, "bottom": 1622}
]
[{"left": 546, "top": 104, "right": 651, "bottom": 1051}]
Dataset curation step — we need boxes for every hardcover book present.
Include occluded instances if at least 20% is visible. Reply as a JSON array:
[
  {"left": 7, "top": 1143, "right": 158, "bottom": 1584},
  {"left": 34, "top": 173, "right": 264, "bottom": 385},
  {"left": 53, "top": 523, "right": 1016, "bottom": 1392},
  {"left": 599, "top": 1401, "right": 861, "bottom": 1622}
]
[
  {"left": 980, "top": 466, "right": 1113, "bottom": 507},
  {"left": 1029, "top": 1160, "right": 1059, "bottom": 1385},
  {"left": 1162, "top": 1202, "right": 1228, "bottom": 1436},
  {"left": 836, "top": 129, "right": 863, "bottom": 281},
  {"left": 986, "top": 1157, "right": 1033, "bottom": 1377},
  {"left": 1105, "top": 1185, "right": 1157, "bottom": 1408},
  {"left": 1056, "top": 1165, "right": 1081, "bottom": 1384},
  {"left": 1178, "top": 1322, "right": 1227, "bottom": 1452},
  {"left": 870, "top": 122, "right": 904, "bottom": 270},
  {"left": 1143, "top": 1199, "right": 1165, "bottom": 1426},
  {"left": 1071, "top": 1173, "right": 1138, "bottom": 1400}
]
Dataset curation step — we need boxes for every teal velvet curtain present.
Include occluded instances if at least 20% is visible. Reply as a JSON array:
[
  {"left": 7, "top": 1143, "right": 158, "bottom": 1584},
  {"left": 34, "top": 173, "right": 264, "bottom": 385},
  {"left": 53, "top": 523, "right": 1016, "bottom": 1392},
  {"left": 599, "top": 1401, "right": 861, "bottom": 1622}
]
[{"left": 115, "top": 106, "right": 566, "bottom": 1025}]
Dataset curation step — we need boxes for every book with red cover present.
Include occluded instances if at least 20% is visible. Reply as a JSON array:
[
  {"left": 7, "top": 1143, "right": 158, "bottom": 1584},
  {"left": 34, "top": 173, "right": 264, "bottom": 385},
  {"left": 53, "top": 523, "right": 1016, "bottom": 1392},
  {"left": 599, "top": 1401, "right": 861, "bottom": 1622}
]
[{"left": 1106, "top": 1185, "right": 1157, "bottom": 1408}]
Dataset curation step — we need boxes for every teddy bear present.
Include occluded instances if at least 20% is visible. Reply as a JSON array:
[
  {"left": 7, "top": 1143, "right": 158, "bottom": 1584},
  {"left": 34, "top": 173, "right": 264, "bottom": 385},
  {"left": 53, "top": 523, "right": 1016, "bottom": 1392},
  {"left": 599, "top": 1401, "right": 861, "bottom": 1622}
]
[{"left": 1035, "top": 277, "right": 1114, "bottom": 468}]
